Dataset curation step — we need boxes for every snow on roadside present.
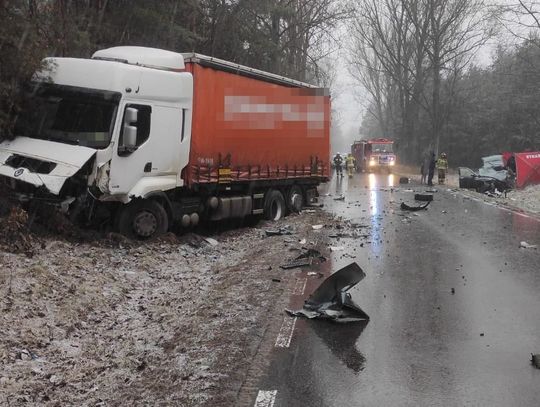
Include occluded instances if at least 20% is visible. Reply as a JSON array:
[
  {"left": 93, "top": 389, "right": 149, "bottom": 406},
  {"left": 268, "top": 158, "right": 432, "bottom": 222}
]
[
  {"left": 0, "top": 210, "right": 336, "bottom": 406},
  {"left": 504, "top": 185, "right": 540, "bottom": 215}
]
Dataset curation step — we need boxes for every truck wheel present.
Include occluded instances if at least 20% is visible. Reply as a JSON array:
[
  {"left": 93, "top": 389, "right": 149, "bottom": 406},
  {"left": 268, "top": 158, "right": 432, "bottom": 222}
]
[
  {"left": 264, "top": 190, "right": 286, "bottom": 221},
  {"left": 116, "top": 200, "right": 169, "bottom": 239},
  {"left": 287, "top": 185, "right": 304, "bottom": 213}
]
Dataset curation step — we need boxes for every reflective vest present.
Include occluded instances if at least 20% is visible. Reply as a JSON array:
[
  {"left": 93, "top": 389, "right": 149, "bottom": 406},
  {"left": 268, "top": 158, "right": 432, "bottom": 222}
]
[{"left": 436, "top": 158, "right": 448, "bottom": 170}]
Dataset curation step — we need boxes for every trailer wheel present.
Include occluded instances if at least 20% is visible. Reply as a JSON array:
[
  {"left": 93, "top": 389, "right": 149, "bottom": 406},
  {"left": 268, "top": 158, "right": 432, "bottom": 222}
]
[
  {"left": 116, "top": 199, "right": 169, "bottom": 240},
  {"left": 264, "top": 190, "right": 286, "bottom": 221},
  {"left": 287, "top": 185, "right": 304, "bottom": 213}
]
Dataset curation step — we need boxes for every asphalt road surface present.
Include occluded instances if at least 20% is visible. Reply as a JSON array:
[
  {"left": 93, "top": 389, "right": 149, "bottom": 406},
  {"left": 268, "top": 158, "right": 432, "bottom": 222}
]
[{"left": 251, "top": 172, "right": 540, "bottom": 407}]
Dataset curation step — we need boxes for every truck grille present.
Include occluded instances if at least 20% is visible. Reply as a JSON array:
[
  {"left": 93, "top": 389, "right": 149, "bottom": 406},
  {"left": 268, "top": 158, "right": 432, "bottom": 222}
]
[{"left": 5, "top": 154, "right": 57, "bottom": 174}]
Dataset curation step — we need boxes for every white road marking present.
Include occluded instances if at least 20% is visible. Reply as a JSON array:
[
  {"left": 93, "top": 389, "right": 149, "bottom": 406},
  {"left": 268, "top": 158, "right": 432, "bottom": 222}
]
[
  {"left": 275, "top": 316, "right": 297, "bottom": 348},
  {"left": 254, "top": 390, "right": 277, "bottom": 407},
  {"left": 292, "top": 278, "right": 307, "bottom": 295}
]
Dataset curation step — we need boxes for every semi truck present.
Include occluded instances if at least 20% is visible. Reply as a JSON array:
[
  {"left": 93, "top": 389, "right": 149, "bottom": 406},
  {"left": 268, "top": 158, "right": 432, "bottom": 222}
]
[
  {"left": 0, "top": 46, "right": 330, "bottom": 239},
  {"left": 351, "top": 138, "right": 396, "bottom": 172}
]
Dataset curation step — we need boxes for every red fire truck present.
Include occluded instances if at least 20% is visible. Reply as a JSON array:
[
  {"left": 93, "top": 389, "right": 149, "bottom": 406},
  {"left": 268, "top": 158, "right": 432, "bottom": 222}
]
[{"left": 351, "top": 138, "right": 396, "bottom": 172}]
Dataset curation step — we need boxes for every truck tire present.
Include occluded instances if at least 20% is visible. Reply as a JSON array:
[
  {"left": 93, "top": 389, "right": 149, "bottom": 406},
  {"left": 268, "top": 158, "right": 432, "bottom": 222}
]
[
  {"left": 287, "top": 185, "right": 304, "bottom": 213},
  {"left": 116, "top": 199, "right": 169, "bottom": 240},
  {"left": 264, "top": 189, "right": 286, "bottom": 221}
]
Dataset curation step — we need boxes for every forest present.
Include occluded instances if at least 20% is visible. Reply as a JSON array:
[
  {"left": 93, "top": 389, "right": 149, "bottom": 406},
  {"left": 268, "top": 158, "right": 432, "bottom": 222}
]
[{"left": 1, "top": 0, "right": 539, "bottom": 167}]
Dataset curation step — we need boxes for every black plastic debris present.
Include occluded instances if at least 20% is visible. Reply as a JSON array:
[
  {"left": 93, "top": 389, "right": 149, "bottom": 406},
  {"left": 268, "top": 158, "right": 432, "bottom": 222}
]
[
  {"left": 286, "top": 262, "right": 370, "bottom": 323},
  {"left": 295, "top": 248, "right": 327, "bottom": 263},
  {"left": 400, "top": 201, "right": 430, "bottom": 211},
  {"left": 399, "top": 177, "right": 409, "bottom": 184},
  {"left": 531, "top": 354, "right": 540, "bottom": 369},
  {"left": 414, "top": 193, "right": 434, "bottom": 201},
  {"left": 280, "top": 258, "right": 312, "bottom": 269},
  {"left": 265, "top": 226, "right": 293, "bottom": 236}
]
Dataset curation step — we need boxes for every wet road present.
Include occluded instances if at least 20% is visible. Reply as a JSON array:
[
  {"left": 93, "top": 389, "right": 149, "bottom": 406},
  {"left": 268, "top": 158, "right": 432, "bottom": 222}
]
[{"left": 252, "top": 173, "right": 540, "bottom": 407}]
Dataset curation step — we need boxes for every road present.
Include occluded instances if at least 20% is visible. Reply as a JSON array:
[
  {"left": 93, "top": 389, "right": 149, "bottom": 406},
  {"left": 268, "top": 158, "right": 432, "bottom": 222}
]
[{"left": 250, "top": 172, "right": 540, "bottom": 407}]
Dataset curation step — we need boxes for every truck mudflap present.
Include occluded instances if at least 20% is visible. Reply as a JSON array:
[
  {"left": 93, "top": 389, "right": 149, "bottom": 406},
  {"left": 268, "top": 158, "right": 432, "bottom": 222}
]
[{"left": 0, "top": 137, "right": 96, "bottom": 195}]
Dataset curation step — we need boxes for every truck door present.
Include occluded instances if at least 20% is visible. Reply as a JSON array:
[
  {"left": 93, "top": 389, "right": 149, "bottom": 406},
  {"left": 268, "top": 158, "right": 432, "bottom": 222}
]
[{"left": 108, "top": 102, "right": 185, "bottom": 198}]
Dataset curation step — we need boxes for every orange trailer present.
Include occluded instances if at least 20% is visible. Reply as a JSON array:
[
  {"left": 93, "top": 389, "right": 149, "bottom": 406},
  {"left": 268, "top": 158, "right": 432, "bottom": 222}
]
[{"left": 184, "top": 56, "right": 330, "bottom": 186}]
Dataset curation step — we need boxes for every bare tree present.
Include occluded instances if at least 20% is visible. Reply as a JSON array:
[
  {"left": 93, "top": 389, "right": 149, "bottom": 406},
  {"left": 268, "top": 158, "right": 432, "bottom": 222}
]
[
  {"left": 492, "top": 0, "right": 540, "bottom": 45},
  {"left": 349, "top": 0, "right": 493, "bottom": 161}
]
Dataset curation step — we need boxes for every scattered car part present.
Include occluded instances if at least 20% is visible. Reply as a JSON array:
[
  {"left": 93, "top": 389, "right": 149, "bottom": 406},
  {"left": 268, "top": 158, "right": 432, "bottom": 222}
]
[
  {"left": 312, "top": 224, "right": 323, "bottom": 230},
  {"left": 519, "top": 241, "right": 537, "bottom": 249},
  {"left": 531, "top": 354, "right": 540, "bottom": 369},
  {"left": 295, "top": 248, "right": 326, "bottom": 263},
  {"left": 280, "top": 258, "right": 312, "bottom": 270},
  {"left": 414, "top": 193, "right": 433, "bottom": 201},
  {"left": 204, "top": 237, "right": 219, "bottom": 246},
  {"left": 399, "top": 177, "right": 409, "bottom": 184},
  {"left": 400, "top": 201, "right": 430, "bottom": 211},
  {"left": 265, "top": 226, "right": 293, "bottom": 236},
  {"left": 285, "top": 262, "right": 370, "bottom": 323},
  {"left": 329, "top": 246, "right": 344, "bottom": 251}
]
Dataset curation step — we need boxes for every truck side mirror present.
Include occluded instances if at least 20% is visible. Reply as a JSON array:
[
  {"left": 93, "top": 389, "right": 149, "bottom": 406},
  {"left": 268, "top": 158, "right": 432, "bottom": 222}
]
[
  {"left": 122, "top": 107, "right": 138, "bottom": 150},
  {"left": 123, "top": 125, "right": 137, "bottom": 148}
]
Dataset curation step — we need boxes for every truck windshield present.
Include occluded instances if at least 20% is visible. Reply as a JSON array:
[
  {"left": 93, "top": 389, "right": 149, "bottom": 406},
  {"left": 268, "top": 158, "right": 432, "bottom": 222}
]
[
  {"left": 371, "top": 143, "right": 393, "bottom": 153},
  {"left": 14, "top": 83, "right": 121, "bottom": 149}
]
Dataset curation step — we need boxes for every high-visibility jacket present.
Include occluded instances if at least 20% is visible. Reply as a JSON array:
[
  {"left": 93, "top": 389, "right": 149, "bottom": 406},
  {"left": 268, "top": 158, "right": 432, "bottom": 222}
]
[
  {"left": 436, "top": 158, "right": 448, "bottom": 170},
  {"left": 345, "top": 156, "right": 356, "bottom": 167}
]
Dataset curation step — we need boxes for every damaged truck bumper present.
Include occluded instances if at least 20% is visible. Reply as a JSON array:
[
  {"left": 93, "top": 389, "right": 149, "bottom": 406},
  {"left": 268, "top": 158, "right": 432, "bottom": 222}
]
[{"left": 0, "top": 137, "right": 96, "bottom": 196}]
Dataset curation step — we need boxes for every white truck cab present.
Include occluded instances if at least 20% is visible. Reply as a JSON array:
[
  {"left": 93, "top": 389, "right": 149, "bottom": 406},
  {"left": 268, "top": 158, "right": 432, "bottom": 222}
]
[{"left": 0, "top": 46, "right": 192, "bottom": 205}]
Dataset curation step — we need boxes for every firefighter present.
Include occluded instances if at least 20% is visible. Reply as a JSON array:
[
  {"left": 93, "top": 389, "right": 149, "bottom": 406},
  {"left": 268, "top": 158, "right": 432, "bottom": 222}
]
[
  {"left": 346, "top": 153, "right": 356, "bottom": 178},
  {"left": 436, "top": 152, "right": 448, "bottom": 185},
  {"left": 333, "top": 153, "right": 344, "bottom": 177}
]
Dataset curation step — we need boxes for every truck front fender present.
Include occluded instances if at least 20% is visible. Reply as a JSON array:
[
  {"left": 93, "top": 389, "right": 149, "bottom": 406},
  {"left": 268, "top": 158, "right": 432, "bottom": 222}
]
[{"left": 126, "top": 175, "right": 177, "bottom": 202}]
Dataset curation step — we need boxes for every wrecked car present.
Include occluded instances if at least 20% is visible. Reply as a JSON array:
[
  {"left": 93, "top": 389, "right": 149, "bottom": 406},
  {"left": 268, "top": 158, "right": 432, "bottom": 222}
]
[{"left": 458, "top": 167, "right": 510, "bottom": 193}]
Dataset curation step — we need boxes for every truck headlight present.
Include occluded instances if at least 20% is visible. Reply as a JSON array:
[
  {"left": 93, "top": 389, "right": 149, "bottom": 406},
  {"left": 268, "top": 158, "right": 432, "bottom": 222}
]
[{"left": 389, "top": 161, "right": 395, "bottom": 166}]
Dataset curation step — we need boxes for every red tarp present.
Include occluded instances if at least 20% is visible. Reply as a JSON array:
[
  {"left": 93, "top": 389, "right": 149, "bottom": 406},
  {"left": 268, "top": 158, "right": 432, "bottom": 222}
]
[{"left": 515, "top": 152, "right": 540, "bottom": 188}]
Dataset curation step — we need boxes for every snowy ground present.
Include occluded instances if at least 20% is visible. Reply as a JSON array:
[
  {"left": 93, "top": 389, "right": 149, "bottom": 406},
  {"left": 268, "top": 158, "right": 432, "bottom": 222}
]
[{"left": 0, "top": 206, "right": 341, "bottom": 407}]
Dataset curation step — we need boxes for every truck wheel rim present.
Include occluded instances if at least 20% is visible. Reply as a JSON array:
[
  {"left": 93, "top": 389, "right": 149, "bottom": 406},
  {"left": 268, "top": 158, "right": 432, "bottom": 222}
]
[
  {"left": 271, "top": 201, "right": 282, "bottom": 220},
  {"left": 133, "top": 210, "right": 157, "bottom": 237}
]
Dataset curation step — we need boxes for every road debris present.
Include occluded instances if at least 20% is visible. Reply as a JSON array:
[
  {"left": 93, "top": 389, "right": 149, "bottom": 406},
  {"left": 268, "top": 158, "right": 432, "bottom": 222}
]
[
  {"left": 329, "top": 246, "right": 344, "bottom": 252},
  {"left": 285, "top": 262, "right": 370, "bottom": 323},
  {"left": 280, "top": 258, "right": 312, "bottom": 269},
  {"left": 399, "top": 177, "right": 409, "bottom": 184},
  {"left": 295, "top": 248, "right": 327, "bottom": 263},
  {"left": 414, "top": 193, "right": 434, "bottom": 202},
  {"left": 312, "top": 224, "right": 324, "bottom": 230},
  {"left": 204, "top": 237, "right": 219, "bottom": 246},
  {"left": 519, "top": 241, "right": 537, "bottom": 249},
  {"left": 334, "top": 195, "right": 345, "bottom": 201},
  {"left": 265, "top": 226, "right": 293, "bottom": 236},
  {"left": 531, "top": 354, "right": 540, "bottom": 369},
  {"left": 400, "top": 201, "right": 430, "bottom": 211}
]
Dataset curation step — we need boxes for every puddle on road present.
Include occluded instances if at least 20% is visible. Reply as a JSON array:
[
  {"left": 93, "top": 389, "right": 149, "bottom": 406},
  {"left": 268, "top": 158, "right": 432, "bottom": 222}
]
[{"left": 310, "top": 319, "right": 368, "bottom": 374}]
